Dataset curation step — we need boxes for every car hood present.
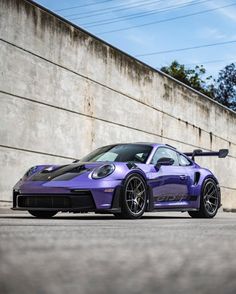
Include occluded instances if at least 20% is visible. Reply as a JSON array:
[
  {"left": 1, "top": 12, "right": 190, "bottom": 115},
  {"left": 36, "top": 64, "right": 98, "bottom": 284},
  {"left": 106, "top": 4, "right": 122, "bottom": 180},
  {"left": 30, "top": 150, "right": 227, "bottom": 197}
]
[
  {"left": 14, "top": 161, "right": 152, "bottom": 193},
  {"left": 27, "top": 162, "right": 111, "bottom": 182}
]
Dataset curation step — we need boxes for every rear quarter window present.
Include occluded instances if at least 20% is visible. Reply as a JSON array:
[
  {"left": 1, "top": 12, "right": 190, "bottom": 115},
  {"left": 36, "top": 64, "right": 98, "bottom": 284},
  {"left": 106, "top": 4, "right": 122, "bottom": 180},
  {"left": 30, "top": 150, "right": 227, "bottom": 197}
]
[{"left": 178, "top": 154, "right": 192, "bottom": 166}]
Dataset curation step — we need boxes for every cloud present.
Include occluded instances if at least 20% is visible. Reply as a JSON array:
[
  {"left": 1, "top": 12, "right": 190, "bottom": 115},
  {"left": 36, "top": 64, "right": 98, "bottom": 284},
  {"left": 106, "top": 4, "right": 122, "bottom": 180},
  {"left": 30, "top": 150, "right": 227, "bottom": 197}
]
[
  {"left": 199, "top": 27, "right": 227, "bottom": 40},
  {"left": 217, "top": 6, "right": 236, "bottom": 22},
  {"left": 205, "top": 1, "right": 236, "bottom": 22}
]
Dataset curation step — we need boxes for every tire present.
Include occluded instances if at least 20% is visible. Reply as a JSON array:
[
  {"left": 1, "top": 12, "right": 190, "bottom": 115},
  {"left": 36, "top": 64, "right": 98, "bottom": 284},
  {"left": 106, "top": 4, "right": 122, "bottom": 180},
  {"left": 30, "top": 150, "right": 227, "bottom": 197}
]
[
  {"left": 118, "top": 173, "right": 148, "bottom": 219},
  {"left": 28, "top": 210, "right": 58, "bottom": 218},
  {"left": 113, "top": 213, "right": 123, "bottom": 219},
  {"left": 188, "top": 178, "right": 219, "bottom": 218}
]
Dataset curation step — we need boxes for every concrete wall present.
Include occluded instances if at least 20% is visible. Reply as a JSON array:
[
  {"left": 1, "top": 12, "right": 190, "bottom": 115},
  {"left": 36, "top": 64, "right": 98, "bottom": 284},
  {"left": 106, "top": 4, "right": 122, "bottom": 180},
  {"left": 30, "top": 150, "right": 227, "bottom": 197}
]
[{"left": 0, "top": 0, "right": 236, "bottom": 209}]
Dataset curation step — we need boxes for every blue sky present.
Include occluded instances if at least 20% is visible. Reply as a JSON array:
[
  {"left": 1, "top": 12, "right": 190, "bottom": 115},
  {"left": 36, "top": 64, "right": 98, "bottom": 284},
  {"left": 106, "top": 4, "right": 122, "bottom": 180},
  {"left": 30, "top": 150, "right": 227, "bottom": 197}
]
[{"left": 34, "top": 0, "right": 236, "bottom": 79}]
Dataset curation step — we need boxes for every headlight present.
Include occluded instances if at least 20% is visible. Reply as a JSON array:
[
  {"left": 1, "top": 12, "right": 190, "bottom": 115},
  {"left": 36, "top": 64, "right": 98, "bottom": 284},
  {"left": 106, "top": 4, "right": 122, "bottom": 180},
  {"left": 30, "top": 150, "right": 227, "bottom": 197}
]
[{"left": 92, "top": 164, "right": 115, "bottom": 179}]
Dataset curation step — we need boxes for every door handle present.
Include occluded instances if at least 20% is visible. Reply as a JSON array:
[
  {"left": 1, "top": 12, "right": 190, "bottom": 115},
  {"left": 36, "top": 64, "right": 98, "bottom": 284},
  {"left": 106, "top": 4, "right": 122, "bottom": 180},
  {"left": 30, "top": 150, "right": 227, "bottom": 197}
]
[{"left": 180, "top": 175, "right": 187, "bottom": 180}]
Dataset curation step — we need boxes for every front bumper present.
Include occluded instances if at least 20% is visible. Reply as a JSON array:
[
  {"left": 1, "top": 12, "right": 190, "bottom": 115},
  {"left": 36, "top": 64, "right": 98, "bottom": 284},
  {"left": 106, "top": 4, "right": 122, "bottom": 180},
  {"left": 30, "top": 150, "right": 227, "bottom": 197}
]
[
  {"left": 12, "top": 185, "right": 123, "bottom": 213},
  {"left": 13, "top": 190, "right": 95, "bottom": 212}
]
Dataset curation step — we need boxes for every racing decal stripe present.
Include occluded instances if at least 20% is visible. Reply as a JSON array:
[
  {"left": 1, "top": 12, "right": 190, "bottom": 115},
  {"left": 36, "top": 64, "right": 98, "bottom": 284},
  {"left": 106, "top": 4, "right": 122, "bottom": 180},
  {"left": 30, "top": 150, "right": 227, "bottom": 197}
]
[{"left": 154, "top": 195, "right": 197, "bottom": 202}]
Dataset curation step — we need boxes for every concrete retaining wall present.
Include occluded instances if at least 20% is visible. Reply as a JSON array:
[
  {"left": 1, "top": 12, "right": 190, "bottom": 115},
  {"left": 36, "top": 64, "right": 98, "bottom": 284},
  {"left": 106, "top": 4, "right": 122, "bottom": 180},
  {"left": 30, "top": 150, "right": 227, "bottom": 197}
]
[{"left": 0, "top": 0, "right": 236, "bottom": 208}]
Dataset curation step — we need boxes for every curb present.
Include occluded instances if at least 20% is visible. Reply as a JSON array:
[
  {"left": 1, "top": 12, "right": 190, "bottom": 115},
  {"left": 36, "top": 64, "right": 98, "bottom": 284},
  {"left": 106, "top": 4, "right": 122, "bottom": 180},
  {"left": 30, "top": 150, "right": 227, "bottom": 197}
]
[
  {"left": 0, "top": 208, "right": 25, "bottom": 214},
  {"left": 223, "top": 208, "right": 236, "bottom": 213}
]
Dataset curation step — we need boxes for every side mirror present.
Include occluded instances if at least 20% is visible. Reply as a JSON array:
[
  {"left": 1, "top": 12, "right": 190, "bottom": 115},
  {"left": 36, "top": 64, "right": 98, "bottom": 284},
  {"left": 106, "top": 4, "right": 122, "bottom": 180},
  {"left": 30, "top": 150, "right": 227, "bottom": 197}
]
[{"left": 155, "top": 157, "right": 174, "bottom": 169}]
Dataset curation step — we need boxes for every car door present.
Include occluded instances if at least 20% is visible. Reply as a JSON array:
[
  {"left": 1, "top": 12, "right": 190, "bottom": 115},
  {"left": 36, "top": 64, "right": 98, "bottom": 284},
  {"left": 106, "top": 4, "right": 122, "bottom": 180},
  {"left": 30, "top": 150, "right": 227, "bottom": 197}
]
[{"left": 149, "top": 147, "right": 190, "bottom": 207}]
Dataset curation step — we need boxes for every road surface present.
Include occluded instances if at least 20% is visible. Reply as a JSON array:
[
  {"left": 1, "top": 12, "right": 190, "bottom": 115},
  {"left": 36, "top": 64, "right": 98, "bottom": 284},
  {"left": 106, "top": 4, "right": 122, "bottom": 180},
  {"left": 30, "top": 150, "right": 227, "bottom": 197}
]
[{"left": 0, "top": 211, "right": 236, "bottom": 294}]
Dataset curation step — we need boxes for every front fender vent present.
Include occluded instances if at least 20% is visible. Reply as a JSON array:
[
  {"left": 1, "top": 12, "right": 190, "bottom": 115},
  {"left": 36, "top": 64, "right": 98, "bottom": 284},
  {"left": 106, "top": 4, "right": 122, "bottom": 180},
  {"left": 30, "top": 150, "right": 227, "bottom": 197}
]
[{"left": 126, "top": 162, "right": 137, "bottom": 169}]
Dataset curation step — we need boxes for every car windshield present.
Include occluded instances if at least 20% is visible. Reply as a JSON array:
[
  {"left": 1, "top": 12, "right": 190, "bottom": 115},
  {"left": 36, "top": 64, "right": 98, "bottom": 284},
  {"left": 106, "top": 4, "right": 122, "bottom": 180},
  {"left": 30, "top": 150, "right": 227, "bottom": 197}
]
[{"left": 80, "top": 144, "right": 153, "bottom": 163}]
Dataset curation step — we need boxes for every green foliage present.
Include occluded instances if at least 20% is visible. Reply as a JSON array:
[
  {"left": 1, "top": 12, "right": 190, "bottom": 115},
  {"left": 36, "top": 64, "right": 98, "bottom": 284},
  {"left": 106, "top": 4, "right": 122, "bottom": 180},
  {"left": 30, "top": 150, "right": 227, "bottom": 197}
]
[
  {"left": 215, "top": 63, "right": 236, "bottom": 111},
  {"left": 161, "top": 60, "right": 215, "bottom": 98},
  {"left": 161, "top": 60, "right": 236, "bottom": 111}
]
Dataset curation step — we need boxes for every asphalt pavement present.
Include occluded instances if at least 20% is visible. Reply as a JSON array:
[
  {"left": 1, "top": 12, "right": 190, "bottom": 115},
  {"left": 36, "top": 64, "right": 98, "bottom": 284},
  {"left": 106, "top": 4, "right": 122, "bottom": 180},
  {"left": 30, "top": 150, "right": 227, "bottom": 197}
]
[{"left": 0, "top": 210, "right": 236, "bottom": 294}]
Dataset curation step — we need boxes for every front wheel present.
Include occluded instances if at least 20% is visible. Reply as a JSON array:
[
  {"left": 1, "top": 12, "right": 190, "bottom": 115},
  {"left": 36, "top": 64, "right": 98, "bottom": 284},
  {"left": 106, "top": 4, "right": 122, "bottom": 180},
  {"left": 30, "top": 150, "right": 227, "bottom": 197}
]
[
  {"left": 188, "top": 179, "right": 220, "bottom": 218},
  {"left": 118, "top": 174, "right": 147, "bottom": 219},
  {"left": 28, "top": 210, "right": 58, "bottom": 218}
]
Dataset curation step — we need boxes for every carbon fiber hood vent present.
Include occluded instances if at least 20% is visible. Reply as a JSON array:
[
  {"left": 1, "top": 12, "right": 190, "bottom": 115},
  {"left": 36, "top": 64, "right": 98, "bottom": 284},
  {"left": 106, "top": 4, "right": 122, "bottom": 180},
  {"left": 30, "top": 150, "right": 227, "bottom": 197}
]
[{"left": 30, "top": 164, "right": 90, "bottom": 181}]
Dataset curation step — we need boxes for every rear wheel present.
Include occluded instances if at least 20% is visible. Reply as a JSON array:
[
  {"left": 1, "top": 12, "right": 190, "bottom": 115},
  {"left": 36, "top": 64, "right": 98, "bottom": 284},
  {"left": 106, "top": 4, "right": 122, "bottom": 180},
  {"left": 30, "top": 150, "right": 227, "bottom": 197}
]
[
  {"left": 28, "top": 210, "right": 58, "bottom": 218},
  {"left": 188, "top": 179, "right": 219, "bottom": 218},
  {"left": 116, "top": 174, "right": 147, "bottom": 219}
]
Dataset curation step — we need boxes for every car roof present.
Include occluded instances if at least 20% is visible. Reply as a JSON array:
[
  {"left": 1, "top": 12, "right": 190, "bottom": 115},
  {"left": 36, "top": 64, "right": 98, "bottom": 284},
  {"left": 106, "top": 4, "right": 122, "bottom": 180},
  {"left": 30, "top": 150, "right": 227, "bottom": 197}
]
[
  {"left": 101, "top": 142, "right": 177, "bottom": 149},
  {"left": 136, "top": 142, "right": 178, "bottom": 149}
]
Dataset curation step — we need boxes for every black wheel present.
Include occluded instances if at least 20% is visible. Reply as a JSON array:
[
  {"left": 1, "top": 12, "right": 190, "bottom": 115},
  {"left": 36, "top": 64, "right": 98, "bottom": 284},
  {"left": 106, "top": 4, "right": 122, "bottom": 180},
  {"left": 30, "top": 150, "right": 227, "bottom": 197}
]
[
  {"left": 119, "top": 174, "right": 147, "bottom": 219},
  {"left": 28, "top": 210, "right": 58, "bottom": 218},
  {"left": 188, "top": 178, "right": 219, "bottom": 218}
]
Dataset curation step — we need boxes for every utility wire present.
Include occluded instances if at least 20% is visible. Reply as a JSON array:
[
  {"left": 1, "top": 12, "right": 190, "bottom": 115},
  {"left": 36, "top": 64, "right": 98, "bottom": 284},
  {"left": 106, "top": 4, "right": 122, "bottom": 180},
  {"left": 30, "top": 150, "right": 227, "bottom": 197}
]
[
  {"left": 55, "top": 0, "right": 115, "bottom": 12},
  {"left": 67, "top": 0, "right": 163, "bottom": 19},
  {"left": 135, "top": 40, "right": 236, "bottom": 57},
  {"left": 82, "top": 0, "right": 210, "bottom": 28},
  {"left": 81, "top": 0, "right": 204, "bottom": 27},
  {"left": 98, "top": 2, "right": 236, "bottom": 34},
  {"left": 185, "top": 58, "right": 236, "bottom": 66}
]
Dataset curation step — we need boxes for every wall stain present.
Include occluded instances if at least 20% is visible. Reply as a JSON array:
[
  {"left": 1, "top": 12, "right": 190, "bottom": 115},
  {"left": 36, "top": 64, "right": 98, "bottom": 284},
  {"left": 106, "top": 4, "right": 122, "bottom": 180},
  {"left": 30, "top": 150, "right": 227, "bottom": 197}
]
[
  {"left": 198, "top": 127, "right": 202, "bottom": 138},
  {"left": 90, "top": 119, "right": 96, "bottom": 149},
  {"left": 209, "top": 132, "right": 213, "bottom": 147},
  {"left": 163, "top": 83, "right": 172, "bottom": 101},
  {"left": 109, "top": 47, "right": 154, "bottom": 83},
  {"left": 84, "top": 81, "right": 94, "bottom": 117}
]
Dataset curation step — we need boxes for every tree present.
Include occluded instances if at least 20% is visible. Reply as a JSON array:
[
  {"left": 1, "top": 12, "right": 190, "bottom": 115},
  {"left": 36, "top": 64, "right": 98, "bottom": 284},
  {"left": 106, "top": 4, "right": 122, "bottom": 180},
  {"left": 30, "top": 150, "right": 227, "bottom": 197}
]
[
  {"left": 215, "top": 63, "right": 236, "bottom": 111},
  {"left": 161, "top": 60, "right": 215, "bottom": 98},
  {"left": 161, "top": 60, "right": 236, "bottom": 111}
]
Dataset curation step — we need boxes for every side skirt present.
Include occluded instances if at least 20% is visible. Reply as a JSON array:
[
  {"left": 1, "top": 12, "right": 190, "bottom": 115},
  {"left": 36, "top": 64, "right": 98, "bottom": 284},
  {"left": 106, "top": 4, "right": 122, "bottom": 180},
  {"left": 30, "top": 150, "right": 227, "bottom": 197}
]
[{"left": 152, "top": 208, "right": 198, "bottom": 212}]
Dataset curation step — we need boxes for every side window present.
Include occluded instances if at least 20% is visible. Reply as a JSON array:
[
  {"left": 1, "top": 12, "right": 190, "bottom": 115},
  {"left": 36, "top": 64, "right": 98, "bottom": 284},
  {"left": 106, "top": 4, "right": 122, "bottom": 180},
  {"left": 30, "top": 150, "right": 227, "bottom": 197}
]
[
  {"left": 151, "top": 147, "right": 179, "bottom": 166},
  {"left": 96, "top": 152, "right": 118, "bottom": 162},
  {"left": 178, "top": 154, "right": 192, "bottom": 166}
]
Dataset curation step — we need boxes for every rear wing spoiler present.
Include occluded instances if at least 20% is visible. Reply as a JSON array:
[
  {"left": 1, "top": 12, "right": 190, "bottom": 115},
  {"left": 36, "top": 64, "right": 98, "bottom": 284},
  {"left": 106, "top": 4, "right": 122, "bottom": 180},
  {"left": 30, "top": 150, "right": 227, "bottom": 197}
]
[{"left": 184, "top": 149, "right": 229, "bottom": 161}]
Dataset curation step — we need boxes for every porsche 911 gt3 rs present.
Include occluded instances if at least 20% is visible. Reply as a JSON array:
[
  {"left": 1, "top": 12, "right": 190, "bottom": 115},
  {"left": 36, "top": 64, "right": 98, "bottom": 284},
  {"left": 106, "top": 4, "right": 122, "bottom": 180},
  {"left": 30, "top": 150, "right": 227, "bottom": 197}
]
[{"left": 12, "top": 143, "right": 228, "bottom": 219}]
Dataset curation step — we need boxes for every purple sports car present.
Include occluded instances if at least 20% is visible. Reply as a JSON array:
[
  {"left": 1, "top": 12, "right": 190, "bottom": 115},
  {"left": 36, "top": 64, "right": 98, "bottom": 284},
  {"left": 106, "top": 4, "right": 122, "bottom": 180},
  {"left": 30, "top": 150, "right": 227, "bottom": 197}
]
[{"left": 12, "top": 143, "right": 228, "bottom": 219}]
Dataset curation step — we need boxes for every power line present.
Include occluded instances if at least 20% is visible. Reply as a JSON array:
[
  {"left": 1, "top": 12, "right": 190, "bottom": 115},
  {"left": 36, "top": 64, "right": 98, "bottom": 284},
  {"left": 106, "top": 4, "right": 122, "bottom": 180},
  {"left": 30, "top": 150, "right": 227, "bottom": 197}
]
[
  {"left": 135, "top": 40, "right": 236, "bottom": 57},
  {"left": 67, "top": 0, "right": 161, "bottom": 18},
  {"left": 82, "top": 0, "right": 209, "bottom": 28},
  {"left": 68, "top": 0, "right": 163, "bottom": 19},
  {"left": 185, "top": 58, "right": 236, "bottom": 67},
  {"left": 82, "top": 0, "right": 204, "bottom": 27},
  {"left": 98, "top": 2, "right": 236, "bottom": 34},
  {"left": 55, "top": 0, "right": 114, "bottom": 12}
]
